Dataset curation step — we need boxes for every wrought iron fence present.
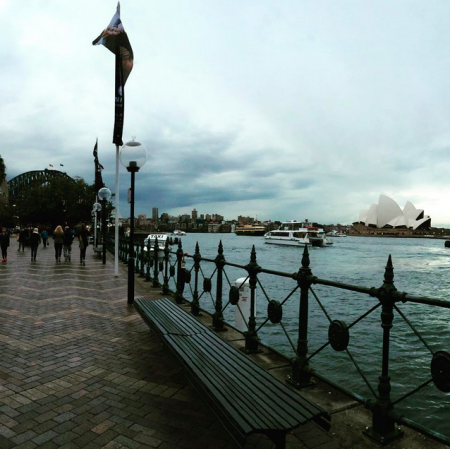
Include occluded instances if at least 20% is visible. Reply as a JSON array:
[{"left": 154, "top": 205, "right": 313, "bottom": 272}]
[{"left": 107, "top": 235, "right": 450, "bottom": 445}]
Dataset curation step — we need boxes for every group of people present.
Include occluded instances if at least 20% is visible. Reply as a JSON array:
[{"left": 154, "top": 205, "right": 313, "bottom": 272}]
[{"left": 0, "top": 224, "right": 90, "bottom": 264}]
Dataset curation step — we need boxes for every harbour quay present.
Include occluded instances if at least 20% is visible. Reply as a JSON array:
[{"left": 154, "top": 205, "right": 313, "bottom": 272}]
[{"left": 0, "top": 236, "right": 448, "bottom": 448}]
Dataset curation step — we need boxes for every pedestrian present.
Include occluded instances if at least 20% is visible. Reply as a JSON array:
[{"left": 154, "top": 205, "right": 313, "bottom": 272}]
[
  {"left": 78, "top": 223, "right": 89, "bottom": 266},
  {"left": 30, "top": 228, "right": 41, "bottom": 262},
  {"left": 0, "top": 227, "right": 10, "bottom": 262},
  {"left": 18, "top": 228, "right": 27, "bottom": 252},
  {"left": 41, "top": 229, "right": 48, "bottom": 247},
  {"left": 53, "top": 225, "right": 64, "bottom": 263},
  {"left": 63, "top": 226, "right": 74, "bottom": 262}
]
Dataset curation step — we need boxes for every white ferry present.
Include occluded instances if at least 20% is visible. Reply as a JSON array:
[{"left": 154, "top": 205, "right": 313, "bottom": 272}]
[
  {"left": 173, "top": 230, "right": 186, "bottom": 236},
  {"left": 143, "top": 233, "right": 168, "bottom": 257},
  {"left": 264, "top": 221, "right": 333, "bottom": 247}
]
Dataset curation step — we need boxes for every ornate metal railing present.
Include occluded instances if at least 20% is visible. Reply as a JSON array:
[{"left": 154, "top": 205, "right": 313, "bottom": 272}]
[{"left": 107, "top": 235, "right": 450, "bottom": 445}]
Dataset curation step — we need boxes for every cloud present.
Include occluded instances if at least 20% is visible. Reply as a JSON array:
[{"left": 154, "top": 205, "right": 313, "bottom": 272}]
[{"left": 2, "top": 1, "right": 450, "bottom": 226}]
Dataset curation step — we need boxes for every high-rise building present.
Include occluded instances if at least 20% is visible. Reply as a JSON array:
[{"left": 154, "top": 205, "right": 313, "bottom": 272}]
[
  {"left": 152, "top": 207, "right": 159, "bottom": 221},
  {"left": 192, "top": 208, "right": 198, "bottom": 221}
]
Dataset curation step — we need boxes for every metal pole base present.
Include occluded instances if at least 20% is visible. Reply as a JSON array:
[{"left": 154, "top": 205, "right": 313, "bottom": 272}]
[
  {"left": 127, "top": 258, "right": 135, "bottom": 304},
  {"left": 286, "top": 374, "right": 315, "bottom": 389},
  {"left": 363, "top": 426, "right": 404, "bottom": 446}
]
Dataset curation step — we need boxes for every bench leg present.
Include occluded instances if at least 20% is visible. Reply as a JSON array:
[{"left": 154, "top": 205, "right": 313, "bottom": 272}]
[{"left": 267, "top": 431, "right": 286, "bottom": 449}]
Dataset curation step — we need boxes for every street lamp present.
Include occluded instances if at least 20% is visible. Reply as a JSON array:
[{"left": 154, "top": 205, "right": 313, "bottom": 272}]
[
  {"left": 93, "top": 202, "right": 102, "bottom": 248},
  {"left": 98, "top": 187, "right": 112, "bottom": 264},
  {"left": 119, "top": 138, "right": 147, "bottom": 304}
]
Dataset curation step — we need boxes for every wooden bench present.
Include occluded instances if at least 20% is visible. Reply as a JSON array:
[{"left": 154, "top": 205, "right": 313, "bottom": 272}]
[{"left": 134, "top": 298, "right": 330, "bottom": 449}]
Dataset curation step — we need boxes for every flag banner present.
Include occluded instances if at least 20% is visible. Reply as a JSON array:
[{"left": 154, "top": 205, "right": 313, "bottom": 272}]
[
  {"left": 93, "top": 140, "right": 105, "bottom": 192},
  {"left": 49, "top": 164, "right": 53, "bottom": 167},
  {"left": 93, "top": 2, "right": 134, "bottom": 146},
  {"left": 60, "top": 164, "right": 64, "bottom": 167}
]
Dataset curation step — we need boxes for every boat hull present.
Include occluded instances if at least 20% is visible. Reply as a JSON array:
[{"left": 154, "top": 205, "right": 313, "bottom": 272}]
[{"left": 265, "top": 238, "right": 309, "bottom": 247}]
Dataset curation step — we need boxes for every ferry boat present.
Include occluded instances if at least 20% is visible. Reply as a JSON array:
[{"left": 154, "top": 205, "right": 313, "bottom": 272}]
[
  {"left": 235, "top": 224, "right": 267, "bottom": 236},
  {"left": 264, "top": 221, "right": 333, "bottom": 247},
  {"left": 327, "top": 230, "right": 347, "bottom": 237},
  {"left": 143, "top": 233, "right": 168, "bottom": 257}
]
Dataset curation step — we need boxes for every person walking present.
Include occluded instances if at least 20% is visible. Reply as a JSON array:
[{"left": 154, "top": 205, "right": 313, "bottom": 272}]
[
  {"left": 41, "top": 229, "right": 48, "bottom": 248},
  {"left": 63, "top": 226, "right": 74, "bottom": 262},
  {"left": 18, "top": 228, "right": 27, "bottom": 252},
  {"left": 0, "top": 227, "right": 10, "bottom": 262},
  {"left": 78, "top": 223, "right": 89, "bottom": 265},
  {"left": 30, "top": 228, "right": 41, "bottom": 261},
  {"left": 53, "top": 225, "right": 64, "bottom": 263}
]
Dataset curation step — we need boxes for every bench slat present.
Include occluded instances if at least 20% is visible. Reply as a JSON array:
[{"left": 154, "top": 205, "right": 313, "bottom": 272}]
[
  {"left": 135, "top": 299, "right": 208, "bottom": 336},
  {"left": 166, "top": 334, "right": 262, "bottom": 432},
  {"left": 195, "top": 332, "right": 322, "bottom": 419},
  {"left": 188, "top": 333, "right": 312, "bottom": 427}
]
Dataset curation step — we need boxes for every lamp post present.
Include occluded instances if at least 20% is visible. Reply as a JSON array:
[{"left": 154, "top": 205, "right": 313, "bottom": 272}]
[
  {"left": 98, "top": 187, "right": 112, "bottom": 264},
  {"left": 119, "top": 138, "right": 147, "bottom": 304},
  {"left": 93, "top": 202, "right": 102, "bottom": 248}
]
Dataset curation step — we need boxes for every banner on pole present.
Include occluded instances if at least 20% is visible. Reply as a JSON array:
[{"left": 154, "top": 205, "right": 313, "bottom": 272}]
[{"left": 93, "top": 2, "right": 134, "bottom": 146}]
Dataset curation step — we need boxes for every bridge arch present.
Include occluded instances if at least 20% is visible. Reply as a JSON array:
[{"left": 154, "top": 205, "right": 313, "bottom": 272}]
[{"left": 8, "top": 169, "right": 76, "bottom": 203}]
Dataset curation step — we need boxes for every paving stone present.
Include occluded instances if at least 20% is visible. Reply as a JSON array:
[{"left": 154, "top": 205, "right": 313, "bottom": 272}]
[{"left": 0, "top": 243, "right": 338, "bottom": 449}]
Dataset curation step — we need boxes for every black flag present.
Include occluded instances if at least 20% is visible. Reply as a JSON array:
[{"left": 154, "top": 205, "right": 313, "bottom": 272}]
[
  {"left": 93, "top": 3, "right": 134, "bottom": 146},
  {"left": 93, "top": 140, "right": 105, "bottom": 192}
]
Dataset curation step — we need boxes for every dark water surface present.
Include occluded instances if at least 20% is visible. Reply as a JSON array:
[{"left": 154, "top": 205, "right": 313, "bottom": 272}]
[{"left": 173, "top": 234, "right": 450, "bottom": 437}]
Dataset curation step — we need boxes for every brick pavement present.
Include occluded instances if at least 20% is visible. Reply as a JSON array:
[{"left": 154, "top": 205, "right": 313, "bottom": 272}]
[{"left": 0, "top": 239, "right": 340, "bottom": 449}]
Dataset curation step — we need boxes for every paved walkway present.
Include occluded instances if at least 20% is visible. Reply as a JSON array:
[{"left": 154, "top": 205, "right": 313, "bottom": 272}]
[{"left": 0, "top": 240, "right": 339, "bottom": 449}]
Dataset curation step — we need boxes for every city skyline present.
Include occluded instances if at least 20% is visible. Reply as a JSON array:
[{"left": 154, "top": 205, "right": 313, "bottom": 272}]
[{"left": 2, "top": 1, "right": 450, "bottom": 226}]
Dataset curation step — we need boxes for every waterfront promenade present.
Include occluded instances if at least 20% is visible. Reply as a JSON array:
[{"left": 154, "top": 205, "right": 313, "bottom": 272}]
[{"left": 0, "top": 240, "right": 447, "bottom": 449}]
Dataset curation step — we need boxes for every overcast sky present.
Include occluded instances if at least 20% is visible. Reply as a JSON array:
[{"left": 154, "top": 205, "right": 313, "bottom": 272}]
[{"left": 2, "top": 0, "right": 450, "bottom": 225}]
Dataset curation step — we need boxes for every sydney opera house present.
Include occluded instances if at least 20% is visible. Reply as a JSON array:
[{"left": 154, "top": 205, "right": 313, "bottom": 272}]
[{"left": 351, "top": 194, "right": 431, "bottom": 235}]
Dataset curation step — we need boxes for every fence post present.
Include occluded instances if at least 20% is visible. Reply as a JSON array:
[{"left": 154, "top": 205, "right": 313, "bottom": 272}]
[
  {"left": 123, "top": 239, "right": 128, "bottom": 264},
  {"left": 191, "top": 242, "right": 201, "bottom": 316},
  {"left": 213, "top": 241, "right": 226, "bottom": 331},
  {"left": 162, "top": 239, "right": 170, "bottom": 295},
  {"left": 153, "top": 237, "right": 159, "bottom": 288},
  {"left": 145, "top": 238, "right": 151, "bottom": 282},
  {"left": 135, "top": 243, "right": 140, "bottom": 274},
  {"left": 139, "top": 241, "right": 145, "bottom": 277},
  {"left": 364, "top": 255, "right": 404, "bottom": 444},
  {"left": 288, "top": 245, "right": 314, "bottom": 388},
  {"left": 244, "top": 245, "right": 260, "bottom": 353},
  {"left": 174, "top": 240, "right": 184, "bottom": 304}
]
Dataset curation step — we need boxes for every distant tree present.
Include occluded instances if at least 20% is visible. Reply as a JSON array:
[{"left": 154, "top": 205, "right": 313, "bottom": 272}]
[
  {"left": 0, "top": 154, "right": 6, "bottom": 183},
  {"left": 14, "top": 176, "right": 97, "bottom": 228}
]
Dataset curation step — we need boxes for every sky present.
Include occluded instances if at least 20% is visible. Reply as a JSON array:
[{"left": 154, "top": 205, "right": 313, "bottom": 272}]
[{"left": 2, "top": 0, "right": 450, "bottom": 226}]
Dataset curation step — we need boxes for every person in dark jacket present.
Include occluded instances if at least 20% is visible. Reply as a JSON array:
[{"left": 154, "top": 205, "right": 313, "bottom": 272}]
[
  {"left": 30, "top": 228, "right": 41, "bottom": 261},
  {"left": 0, "top": 227, "right": 10, "bottom": 262},
  {"left": 63, "top": 226, "right": 74, "bottom": 262},
  {"left": 78, "top": 223, "right": 89, "bottom": 265},
  {"left": 53, "top": 225, "right": 64, "bottom": 263},
  {"left": 18, "top": 228, "right": 27, "bottom": 252}
]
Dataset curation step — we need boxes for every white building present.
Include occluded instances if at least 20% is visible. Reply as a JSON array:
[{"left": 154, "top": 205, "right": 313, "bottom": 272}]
[{"left": 358, "top": 195, "right": 431, "bottom": 230}]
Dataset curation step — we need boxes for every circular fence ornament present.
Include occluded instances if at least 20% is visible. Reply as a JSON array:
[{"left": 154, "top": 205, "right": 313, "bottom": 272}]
[
  {"left": 268, "top": 300, "right": 282, "bottom": 324},
  {"left": 184, "top": 269, "right": 191, "bottom": 284},
  {"left": 328, "top": 320, "right": 350, "bottom": 352},
  {"left": 431, "top": 351, "right": 450, "bottom": 393},
  {"left": 229, "top": 286, "right": 240, "bottom": 305},
  {"left": 203, "top": 278, "right": 212, "bottom": 293}
]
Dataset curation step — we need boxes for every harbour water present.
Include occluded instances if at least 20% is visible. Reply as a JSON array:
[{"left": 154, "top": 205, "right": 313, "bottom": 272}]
[{"left": 174, "top": 233, "right": 450, "bottom": 437}]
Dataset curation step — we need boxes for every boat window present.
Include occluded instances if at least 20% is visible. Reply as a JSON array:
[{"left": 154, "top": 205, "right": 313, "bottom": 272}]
[{"left": 293, "top": 232, "right": 306, "bottom": 238}]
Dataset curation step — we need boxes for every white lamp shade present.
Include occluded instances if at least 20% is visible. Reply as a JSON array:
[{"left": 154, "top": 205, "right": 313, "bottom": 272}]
[
  {"left": 93, "top": 202, "right": 102, "bottom": 212},
  {"left": 98, "top": 187, "right": 112, "bottom": 201},
  {"left": 119, "top": 139, "right": 147, "bottom": 169}
]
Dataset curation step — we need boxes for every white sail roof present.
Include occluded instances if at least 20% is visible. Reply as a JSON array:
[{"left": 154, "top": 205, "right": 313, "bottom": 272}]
[{"left": 358, "top": 195, "right": 430, "bottom": 229}]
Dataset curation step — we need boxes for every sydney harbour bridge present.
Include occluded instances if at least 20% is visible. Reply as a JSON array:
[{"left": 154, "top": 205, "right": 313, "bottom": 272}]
[{"left": 7, "top": 169, "right": 75, "bottom": 203}]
